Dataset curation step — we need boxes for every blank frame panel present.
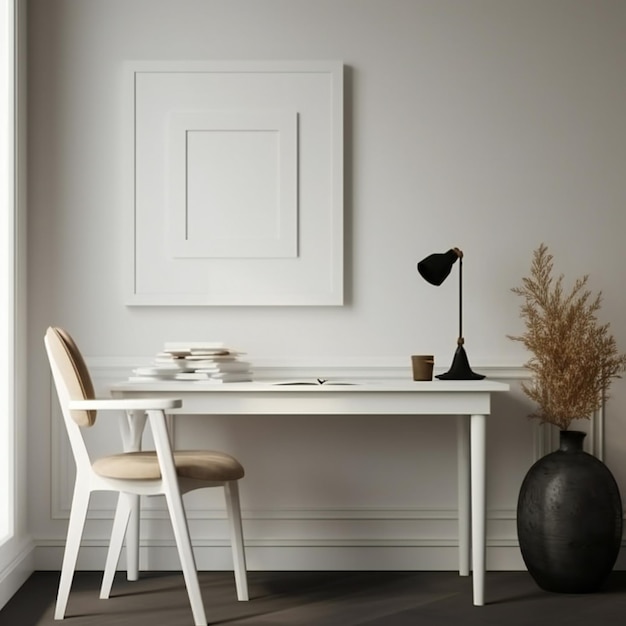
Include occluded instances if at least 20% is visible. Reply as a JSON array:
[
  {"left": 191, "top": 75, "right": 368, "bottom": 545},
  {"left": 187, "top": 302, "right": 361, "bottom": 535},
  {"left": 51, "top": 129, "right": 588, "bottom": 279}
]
[
  {"left": 169, "top": 109, "right": 298, "bottom": 259},
  {"left": 125, "top": 61, "right": 344, "bottom": 306}
]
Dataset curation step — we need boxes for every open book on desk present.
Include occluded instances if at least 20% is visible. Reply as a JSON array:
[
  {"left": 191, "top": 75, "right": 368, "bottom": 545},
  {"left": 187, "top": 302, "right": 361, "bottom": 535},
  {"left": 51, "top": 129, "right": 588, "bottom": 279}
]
[{"left": 272, "top": 378, "right": 358, "bottom": 386}]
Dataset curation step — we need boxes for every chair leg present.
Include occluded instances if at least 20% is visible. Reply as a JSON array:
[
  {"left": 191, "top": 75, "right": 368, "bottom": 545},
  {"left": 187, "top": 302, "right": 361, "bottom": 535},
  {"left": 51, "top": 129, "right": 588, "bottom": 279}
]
[
  {"left": 164, "top": 490, "right": 207, "bottom": 626},
  {"left": 224, "top": 481, "right": 249, "bottom": 601},
  {"left": 100, "top": 492, "right": 133, "bottom": 599},
  {"left": 55, "top": 483, "right": 91, "bottom": 620}
]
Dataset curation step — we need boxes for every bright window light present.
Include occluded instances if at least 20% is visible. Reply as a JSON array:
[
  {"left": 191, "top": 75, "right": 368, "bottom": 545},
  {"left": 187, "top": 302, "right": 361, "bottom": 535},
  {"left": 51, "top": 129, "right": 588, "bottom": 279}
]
[{"left": 0, "top": 0, "right": 14, "bottom": 543}]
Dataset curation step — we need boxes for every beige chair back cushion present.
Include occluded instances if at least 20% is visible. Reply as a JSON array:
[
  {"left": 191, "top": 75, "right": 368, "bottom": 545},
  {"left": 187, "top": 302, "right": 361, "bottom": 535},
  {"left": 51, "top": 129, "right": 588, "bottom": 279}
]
[{"left": 46, "top": 326, "right": 96, "bottom": 427}]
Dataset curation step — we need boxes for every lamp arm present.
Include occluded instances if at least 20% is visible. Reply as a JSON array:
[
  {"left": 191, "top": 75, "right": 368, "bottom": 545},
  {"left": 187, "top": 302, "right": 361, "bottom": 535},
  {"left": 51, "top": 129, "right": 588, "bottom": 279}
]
[{"left": 458, "top": 257, "right": 464, "bottom": 344}]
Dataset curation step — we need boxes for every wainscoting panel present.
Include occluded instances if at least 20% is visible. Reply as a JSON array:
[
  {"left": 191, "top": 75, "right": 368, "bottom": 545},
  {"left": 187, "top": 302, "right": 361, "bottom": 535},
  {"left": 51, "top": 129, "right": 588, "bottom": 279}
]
[{"left": 38, "top": 360, "right": 612, "bottom": 572}]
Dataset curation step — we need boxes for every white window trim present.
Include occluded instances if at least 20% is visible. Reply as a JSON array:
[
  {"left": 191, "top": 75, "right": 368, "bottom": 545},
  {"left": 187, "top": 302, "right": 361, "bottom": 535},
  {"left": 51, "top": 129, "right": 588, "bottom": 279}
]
[
  {"left": 0, "top": 0, "right": 33, "bottom": 610},
  {"left": 0, "top": 0, "right": 15, "bottom": 546}
]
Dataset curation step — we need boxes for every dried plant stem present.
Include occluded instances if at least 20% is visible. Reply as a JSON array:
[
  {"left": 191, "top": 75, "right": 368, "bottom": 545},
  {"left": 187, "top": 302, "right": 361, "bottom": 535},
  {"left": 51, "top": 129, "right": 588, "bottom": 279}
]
[{"left": 509, "top": 244, "right": 626, "bottom": 430}]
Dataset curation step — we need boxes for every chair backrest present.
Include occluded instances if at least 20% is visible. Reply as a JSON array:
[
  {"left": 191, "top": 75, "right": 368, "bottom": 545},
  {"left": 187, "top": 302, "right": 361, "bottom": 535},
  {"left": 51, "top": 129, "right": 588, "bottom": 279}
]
[{"left": 45, "top": 327, "right": 97, "bottom": 427}]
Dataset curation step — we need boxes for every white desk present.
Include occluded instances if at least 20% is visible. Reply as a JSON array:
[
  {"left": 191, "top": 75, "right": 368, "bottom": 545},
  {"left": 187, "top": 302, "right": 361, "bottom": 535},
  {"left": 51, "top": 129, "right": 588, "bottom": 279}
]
[{"left": 110, "top": 378, "right": 510, "bottom": 606}]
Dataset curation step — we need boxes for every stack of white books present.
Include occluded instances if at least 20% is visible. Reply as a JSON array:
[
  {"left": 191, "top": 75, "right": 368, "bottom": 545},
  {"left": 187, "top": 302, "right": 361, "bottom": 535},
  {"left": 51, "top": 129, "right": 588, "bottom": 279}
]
[{"left": 129, "top": 342, "right": 253, "bottom": 383}]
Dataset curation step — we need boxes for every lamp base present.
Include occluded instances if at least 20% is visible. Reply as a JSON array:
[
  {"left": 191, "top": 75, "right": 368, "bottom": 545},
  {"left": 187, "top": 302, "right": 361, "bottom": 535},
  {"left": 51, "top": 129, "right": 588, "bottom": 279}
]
[{"left": 436, "top": 344, "right": 485, "bottom": 380}]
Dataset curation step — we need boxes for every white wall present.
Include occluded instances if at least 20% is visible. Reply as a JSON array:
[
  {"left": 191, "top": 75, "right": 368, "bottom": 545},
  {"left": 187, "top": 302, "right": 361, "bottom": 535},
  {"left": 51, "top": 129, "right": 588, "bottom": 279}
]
[{"left": 26, "top": 0, "right": 626, "bottom": 571}]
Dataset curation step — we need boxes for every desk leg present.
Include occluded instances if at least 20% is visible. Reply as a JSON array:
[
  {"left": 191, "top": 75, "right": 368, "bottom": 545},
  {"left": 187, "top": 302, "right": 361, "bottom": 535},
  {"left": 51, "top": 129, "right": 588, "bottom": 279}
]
[
  {"left": 120, "top": 410, "right": 146, "bottom": 581},
  {"left": 470, "top": 413, "right": 487, "bottom": 606},
  {"left": 123, "top": 412, "right": 174, "bottom": 581},
  {"left": 457, "top": 415, "right": 470, "bottom": 577}
]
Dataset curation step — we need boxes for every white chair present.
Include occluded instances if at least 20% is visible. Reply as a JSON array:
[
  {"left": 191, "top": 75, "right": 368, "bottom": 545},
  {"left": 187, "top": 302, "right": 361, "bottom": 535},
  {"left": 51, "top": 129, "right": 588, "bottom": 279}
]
[{"left": 45, "top": 326, "right": 248, "bottom": 625}]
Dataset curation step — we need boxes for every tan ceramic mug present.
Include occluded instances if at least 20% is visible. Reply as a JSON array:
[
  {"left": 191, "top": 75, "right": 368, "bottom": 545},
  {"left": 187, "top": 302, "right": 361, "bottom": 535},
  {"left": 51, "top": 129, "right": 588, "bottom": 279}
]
[{"left": 411, "top": 355, "right": 434, "bottom": 381}]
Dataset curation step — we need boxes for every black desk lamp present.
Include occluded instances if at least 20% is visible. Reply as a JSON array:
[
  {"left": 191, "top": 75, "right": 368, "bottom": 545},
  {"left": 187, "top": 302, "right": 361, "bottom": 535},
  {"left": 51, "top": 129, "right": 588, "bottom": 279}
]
[{"left": 417, "top": 247, "right": 485, "bottom": 380}]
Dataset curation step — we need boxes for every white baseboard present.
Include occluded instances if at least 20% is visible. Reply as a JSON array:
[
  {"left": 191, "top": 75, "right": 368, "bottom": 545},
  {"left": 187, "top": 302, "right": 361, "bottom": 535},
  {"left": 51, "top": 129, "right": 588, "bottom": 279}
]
[
  {"left": 35, "top": 542, "right": 529, "bottom": 573},
  {"left": 0, "top": 538, "right": 35, "bottom": 611}
]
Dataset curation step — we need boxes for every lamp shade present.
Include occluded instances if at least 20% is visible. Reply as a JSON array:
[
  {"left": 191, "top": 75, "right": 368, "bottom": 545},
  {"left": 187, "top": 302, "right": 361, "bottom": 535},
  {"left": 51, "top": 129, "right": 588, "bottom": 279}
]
[{"left": 417, "top": 249, "right": 460, "bottom": 286}]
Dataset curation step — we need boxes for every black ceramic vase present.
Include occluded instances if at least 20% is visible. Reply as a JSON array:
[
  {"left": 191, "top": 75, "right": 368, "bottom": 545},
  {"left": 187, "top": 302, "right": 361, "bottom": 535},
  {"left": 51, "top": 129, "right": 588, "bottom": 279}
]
[{"left": 517, "top": 429, "right": 623, "bottom": 593}]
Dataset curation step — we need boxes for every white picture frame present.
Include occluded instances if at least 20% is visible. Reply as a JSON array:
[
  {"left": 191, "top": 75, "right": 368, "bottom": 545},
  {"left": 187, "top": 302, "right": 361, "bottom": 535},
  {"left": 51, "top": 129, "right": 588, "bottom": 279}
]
[{"left": 124, "top": 60, "right": 344, "bottom": 306}]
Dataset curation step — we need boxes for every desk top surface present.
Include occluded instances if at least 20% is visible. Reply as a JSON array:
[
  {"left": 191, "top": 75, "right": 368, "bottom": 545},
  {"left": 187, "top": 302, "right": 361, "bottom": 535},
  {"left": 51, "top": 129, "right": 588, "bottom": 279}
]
[{"left": 111, "top": 378, "right": 510, "bottom": 394}]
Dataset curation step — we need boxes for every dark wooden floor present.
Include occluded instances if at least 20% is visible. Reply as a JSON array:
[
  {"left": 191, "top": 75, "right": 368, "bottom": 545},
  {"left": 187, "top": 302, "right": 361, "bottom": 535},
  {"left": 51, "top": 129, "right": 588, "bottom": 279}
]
[{"left": 2, "top": 570, "right": 626, "bottom": 626}]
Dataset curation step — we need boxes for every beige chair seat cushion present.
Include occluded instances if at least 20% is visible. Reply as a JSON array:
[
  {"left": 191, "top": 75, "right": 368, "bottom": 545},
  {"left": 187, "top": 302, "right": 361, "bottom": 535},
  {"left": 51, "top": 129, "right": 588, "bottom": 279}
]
[{"left": 93, "top": 450, "right": 244, "bottom": 482}]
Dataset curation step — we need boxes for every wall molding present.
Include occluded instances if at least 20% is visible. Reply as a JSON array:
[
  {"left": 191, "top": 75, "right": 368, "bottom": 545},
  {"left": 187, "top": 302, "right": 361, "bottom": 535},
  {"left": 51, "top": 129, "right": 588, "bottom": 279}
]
[
  {"left": 0, "top": 538, "right": 35, "bottom": 611},
  {"left": 34, "top": 543, "right": 527, "bottom": 573}
]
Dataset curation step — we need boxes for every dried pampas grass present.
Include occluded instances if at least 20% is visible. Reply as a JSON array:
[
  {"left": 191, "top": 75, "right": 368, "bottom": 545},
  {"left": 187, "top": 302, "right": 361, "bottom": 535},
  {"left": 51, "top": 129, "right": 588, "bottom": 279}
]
[{"left": 509, "top": 244, "right": 626, "bottom": 430}]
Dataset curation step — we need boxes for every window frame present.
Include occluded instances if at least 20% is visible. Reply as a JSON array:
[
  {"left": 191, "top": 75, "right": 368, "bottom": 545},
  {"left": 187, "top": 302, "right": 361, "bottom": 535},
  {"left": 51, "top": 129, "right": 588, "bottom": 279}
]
[{"left": 0, "top": 0, "right": 17, "bottom": 547}]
